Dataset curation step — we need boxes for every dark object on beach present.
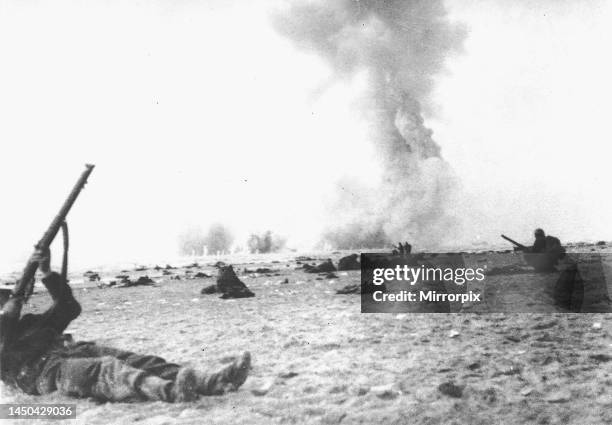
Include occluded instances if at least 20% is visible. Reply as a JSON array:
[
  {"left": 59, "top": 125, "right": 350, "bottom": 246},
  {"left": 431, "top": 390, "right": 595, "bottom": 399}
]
[
  {"left": 216, "top": 265, "right": 255, "bottom": 299},
  {"left": 120, "top": 275, "right": 155, "bottom": 288},
  {"left": 134, "top": 266, "right": 147, "bottom": 272},
  {"left": 336, "top": 284, "right": 360, "bottom": 294},
  {"left": 165, "top": 264, "right": 176, "bottom": 269},
  {"left": 171, "top": 275, "right": 181, "bottom": 281},
  {"left": 589, "top": 354, "right": 612, "bottom": 363},
  {"left": 194, "top": 272, "right": 213, "bottom": 278},
  {"left": 324, "top": 272, "right": 338, "bottom": 279},
  {"left": 255, "top": 267, "right": 277, "bottom": 274},
  {"left": 281, "top": 278, "right": 289, "bottom": 284},
  {"left": 87, "top": 273, "right": 101, "bottom": 282},
  {"left": 186, "top": 262, "right": 200, "bottom": 269},
  {"left": 243, "top": 267, "right": 277, "bottom": 274},
  {"left": 596, "top": 241, "right": 606, "bottom": 246},
  {"left": 337, "top": 254, "right": 360, "bottom": 271},
  {"left": 134, "top": 276, "right": 155, "bottom": 285},
  {"left": 438, "top": 382, "right": 463, "bottom": 398},
  {"left": 153, "top": 265, "right": 162, "bottom": 271},
  {"left": 303, "top": 259, "right": 336, "bottom": 274},
  {"left": 200, "top": 284, "right": 218, "bottom": 294},
  {"left": 295, "top": 256, "right": 314, "bottom": 262},
  {"left": 162, "top": 270, "right": 173, "bottom": 275},
  {"left": 115, "top": 274, "right": 129, "bottom": 279}
]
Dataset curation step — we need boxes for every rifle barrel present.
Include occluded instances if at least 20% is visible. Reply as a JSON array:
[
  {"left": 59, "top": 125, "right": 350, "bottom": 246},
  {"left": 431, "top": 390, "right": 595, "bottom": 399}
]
[
  {"left": 501, "top": 234, "right": 526, "bottom": 249},
  {"left": 13, "top": 164, "right": 95, "bottom": 297}
]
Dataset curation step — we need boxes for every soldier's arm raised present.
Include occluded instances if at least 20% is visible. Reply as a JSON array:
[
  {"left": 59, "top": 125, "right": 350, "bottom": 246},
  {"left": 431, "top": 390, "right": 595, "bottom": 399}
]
[{"left": 31, "top": 250, "right": 81, "bottom": 333}]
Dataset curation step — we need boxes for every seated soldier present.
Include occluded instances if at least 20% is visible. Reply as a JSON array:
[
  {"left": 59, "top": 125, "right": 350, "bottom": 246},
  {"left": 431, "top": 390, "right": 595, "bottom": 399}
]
[
  {"left": 525, "top": 228, "right": 566, "bottom": 272},
  {"left": 0, "top": 249, "right": 251, "bottom": 402}
]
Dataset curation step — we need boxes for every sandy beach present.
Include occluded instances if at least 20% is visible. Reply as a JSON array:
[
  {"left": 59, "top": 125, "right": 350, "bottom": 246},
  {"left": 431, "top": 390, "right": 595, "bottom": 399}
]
[{"left": 1, "top": 244, "right": 611, "bottom": 424}]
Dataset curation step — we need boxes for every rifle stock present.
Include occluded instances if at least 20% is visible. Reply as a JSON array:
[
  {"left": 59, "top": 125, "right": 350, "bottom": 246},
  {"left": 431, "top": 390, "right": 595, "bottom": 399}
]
[{"left": 12, "top": 164, "right": 95, "bottom": 298}]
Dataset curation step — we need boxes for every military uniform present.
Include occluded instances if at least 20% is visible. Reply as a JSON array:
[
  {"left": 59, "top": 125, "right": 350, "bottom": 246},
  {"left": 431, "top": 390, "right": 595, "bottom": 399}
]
[
  {"left": 0, "top": 272, "right": 250, "bottom": 402},
  {"left": 526, "top": 233, "right": 565, "bottom": 273}
]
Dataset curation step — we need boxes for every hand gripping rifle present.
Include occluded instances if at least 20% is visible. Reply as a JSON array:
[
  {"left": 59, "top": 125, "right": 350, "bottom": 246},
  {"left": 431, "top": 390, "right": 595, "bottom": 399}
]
[
  {"left": 500, "top": 234, "right": 527, "bottom": 251},
  {"left": 12, "top": 164, "right": 95, "bottom": 300}
]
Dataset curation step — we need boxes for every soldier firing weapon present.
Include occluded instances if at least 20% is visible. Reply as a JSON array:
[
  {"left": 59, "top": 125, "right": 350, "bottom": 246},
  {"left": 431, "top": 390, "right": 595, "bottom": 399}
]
[
  {"left": 0, "top": 164, "right": 252, "bottom": 402},
  {"left": 12, "top": 164, "right": 95, "bottom": 300}
]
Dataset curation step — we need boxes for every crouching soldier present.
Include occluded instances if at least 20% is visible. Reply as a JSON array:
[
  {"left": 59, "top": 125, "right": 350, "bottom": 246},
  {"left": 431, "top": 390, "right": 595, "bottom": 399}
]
[
  {"left": 0, "top": 249, "right": 251, "bottom": 402},
  {"left": 524, "top": 228, "right": 566, "bottom": 273}
]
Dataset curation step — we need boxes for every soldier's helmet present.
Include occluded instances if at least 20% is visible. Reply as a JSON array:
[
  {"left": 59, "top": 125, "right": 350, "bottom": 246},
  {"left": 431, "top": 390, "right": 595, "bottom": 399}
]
[{"left": 534, "top": 228, "right": 545, "bottom": 237}]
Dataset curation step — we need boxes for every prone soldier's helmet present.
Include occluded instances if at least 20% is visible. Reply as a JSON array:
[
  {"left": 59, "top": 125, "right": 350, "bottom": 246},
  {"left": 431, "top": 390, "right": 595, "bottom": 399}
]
[{"left": 534, "top": 228, "right": 545, "bottom": 238}]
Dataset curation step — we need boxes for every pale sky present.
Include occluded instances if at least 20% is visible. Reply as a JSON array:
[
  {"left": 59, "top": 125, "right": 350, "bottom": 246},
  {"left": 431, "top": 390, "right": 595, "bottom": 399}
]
[
  {"left": 0, "top": 0, "right": 610, "bottom": 271},
  {"left": 435, "top": 0, "right": 612, "bottom": 245}
]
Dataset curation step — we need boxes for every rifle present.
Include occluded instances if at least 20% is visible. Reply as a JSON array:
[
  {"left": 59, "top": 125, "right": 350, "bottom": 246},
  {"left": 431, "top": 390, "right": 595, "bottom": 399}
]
[
  {"left": 12, "top": 164, "right": 95, "bottom": 299},
  {"left": 501, "top": 234, "right": 527, "bottom": 251}
]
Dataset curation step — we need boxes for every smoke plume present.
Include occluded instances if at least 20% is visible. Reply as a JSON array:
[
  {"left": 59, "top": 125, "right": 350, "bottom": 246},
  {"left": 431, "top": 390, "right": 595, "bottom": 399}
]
[
  {"left": 274, "top": 0, "right": 466, "bottom": 249},
  {"left": 178, "top": 223, "right": 234, "bottom": 256},
  {"left": 247, "top": 231, "right": 287, "bottom": 253}
]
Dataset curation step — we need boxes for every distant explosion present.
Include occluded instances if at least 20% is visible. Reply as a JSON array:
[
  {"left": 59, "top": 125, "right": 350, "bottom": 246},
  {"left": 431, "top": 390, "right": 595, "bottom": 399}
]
[
  {"left": 178, "top": 223, "right": 234, "bottom": 256},
  {"left": 247, "top": 231, "right": 287, "bottom": 253},
  {"left": 274, "top": 0, "right": 466, "bottom": 249}
]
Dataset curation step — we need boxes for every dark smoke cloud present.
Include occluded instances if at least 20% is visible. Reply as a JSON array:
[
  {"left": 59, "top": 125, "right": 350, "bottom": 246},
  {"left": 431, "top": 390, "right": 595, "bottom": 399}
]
[{"left": 274, "top": 0, "right": 466, "bottom": 249}]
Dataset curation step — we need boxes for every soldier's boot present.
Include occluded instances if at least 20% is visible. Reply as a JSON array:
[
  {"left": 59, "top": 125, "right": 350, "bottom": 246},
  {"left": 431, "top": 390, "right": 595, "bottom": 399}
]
[
  {"left": 171, "top": 367, "right": 199, "bottom": 402},
  {"left": 195, "top": 351, "right": 251, "bottom": 395}
]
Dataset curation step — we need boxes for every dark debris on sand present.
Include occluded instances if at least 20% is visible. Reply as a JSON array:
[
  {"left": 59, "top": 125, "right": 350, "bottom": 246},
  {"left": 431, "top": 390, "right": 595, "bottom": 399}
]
[
  {"left": 303, "top": 259, "right": 337, "bottom": 274},
  {"left": 336, "top": 284, "right": 360, "bottom": 294},
  {"left": 438, "top": 382, "right": 464, "bottom": 398},
  {"left": 202, "top": 265, "right": 255, "bottom": 299},
  {"left": 200, "top": 284, "right": 218, "bottom": 295},
  {"left": 337, "top": 254, "right": 360, "bottom": 271},
  {"left": 119, "top": 275, "right": 155, "bottom": 288}
]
